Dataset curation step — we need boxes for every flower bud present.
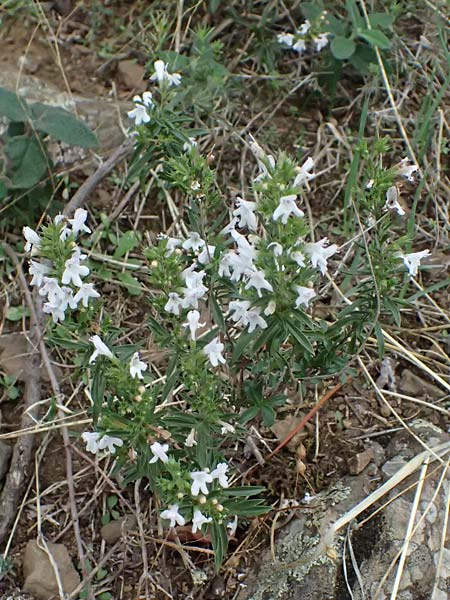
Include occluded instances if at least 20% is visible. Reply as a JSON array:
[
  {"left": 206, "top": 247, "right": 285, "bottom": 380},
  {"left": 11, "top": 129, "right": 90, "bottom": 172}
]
[
  {"left": 211, "top": 498, "right": 218, "bottom": 505},
  {"left": 138, "top": 385, "right": 145, "bottom": 394},
  {"left": 198, "top": 495, "right": 207, "bottom": 505},
  {"left": 151, "top": 260, "right": 158, "bottom": 268},
  {"left": 135, "top": 395, "right": 142, "bottom": 402},
  {"left": 216, "top": 504, "right": 224, "bottom": 512}
]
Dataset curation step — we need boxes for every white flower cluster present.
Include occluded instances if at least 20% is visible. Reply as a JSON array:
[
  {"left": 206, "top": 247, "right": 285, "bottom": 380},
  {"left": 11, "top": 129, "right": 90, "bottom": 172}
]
[
  {"left": 151, "top": 441, "right": 230, "bottom": 532},
  {"left": 277, "top": 20, "right": 329, "bottom": 54},
  {"left": 24, "top": 209, "right": 100, "bottom": 323},
  {"left": 127, "top": 60, "right": 182, "bottom": 126}
]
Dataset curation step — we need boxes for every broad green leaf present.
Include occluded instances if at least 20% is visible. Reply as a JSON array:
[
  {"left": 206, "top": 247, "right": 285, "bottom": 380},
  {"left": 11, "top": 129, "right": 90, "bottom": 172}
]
[
  {"left": 5, "top": 135, "right": 48, "bottom": 189},
  {"left": 30, "top": 102, "right": 98, "bottom": 149},
  {"left": 0, "top": 86, "right": 29, "bottom": 121},
  {"left": 113, "top": 230, "right": 141, "bottom": 259},
  {"left": 5, "top": 306, "right": 29, "bottom": 321},
  {"left": 368, "top": 12, "right": 394, "bottom": 30},
  {"left": 301, "top": 2, "right": 323, "bottom": 22},
  {"left": 330, "top": 36, "right": 356, "bottom": 60},
  {"left": 117, "top": 271, "right": 142, "bottom": 296},
  {"left": 358, "top": 29, "right": 391, "bottom": 50}
]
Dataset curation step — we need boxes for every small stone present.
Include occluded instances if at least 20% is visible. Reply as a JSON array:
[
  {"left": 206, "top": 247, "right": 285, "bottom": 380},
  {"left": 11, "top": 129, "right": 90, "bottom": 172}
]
[
  {"left": 399, "top": 369, "right": 443, "bottom": 399},
  {"left": 101, "top": 514, "right": 137, "bottom": 544},
  {"left": 23, "top": 540, "right": 80, "bottom": 599},
  {"left": 347, "top": 448, "right": 374, "bottom": 475},
  {"left": 0, "top": 440, "right": 12, "bottom": 481},
  {"left": 117, "top": 60, "right": 146, "bottom": 91}
]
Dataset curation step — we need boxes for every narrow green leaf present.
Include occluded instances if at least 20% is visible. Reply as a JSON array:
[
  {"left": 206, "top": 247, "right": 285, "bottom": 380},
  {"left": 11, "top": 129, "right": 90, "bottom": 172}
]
[
  {"left": 210, "top": 522, "right": 228, "bottom": 569},
  {"left": 368, "top": 12, "right": 394, "bottom": 30}
]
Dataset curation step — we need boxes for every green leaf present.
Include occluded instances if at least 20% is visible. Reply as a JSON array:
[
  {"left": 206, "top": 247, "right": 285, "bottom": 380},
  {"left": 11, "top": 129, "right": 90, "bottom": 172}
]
[
  {"left": 210, "top": 522, "right": 228, "bottom": 569},
  {"left": 239, "top": 406, "right": 259, "bottom": 424},
  {"left": 113, "top": 231, "right": 140, "bottom": 259},
  {"left": 91, "top": 368, "right": 106, "bottom": 425},
  {"left": 368, "top": 12, "right": 394, "bottom": 30},
  {"left": 209, "top": 292, "right": 226, "bottom": 332},
  {"left": 261, "top": 404, "right": 275, "bottom": 427},
  {"left": 101, "top": 513, "right": 110, "bottom": 526},
  {"left": 5, "top": 306, "right": 29, "bottom": 321},
  {"left": 117, "top": 271, "right": 142, "bottom": 296},
  {"left": 330, "top": 36, "right": 356, "bottom": 60},
  {"left": 301, "top": 2, "right": 324, "bottom": 22},
  {"left": 0, "top": 86, "right": 29, "bottom": 121},
  {"left": 107, "top": 495, "right": 118, "bottom": 509},
  {"left": 358, "top": 29, "right": 391, "bottom": 50},
  {"left": 345, "top": 0, "right": 364, "bottom": 28},
  {"left": 4, "top": 135, "right": 48, "bottom": 189},
  {"left": 30, "top": 102, "right": 98, "bottom": 149},
  {"left": 222, "top": 486, "right": 266, "bottom": 497}
]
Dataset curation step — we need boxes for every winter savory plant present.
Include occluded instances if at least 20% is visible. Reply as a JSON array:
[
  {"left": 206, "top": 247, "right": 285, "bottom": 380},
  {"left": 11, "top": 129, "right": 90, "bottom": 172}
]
[{"left": 23, "top": 59, "right": 429, "bottom": 567}]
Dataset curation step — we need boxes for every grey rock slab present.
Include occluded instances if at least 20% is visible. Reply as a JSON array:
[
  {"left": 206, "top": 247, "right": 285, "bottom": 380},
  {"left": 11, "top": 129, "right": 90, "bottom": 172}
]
[
  {"left": 240, "top": 420, "right": 450, "bottom": 600},
  {"left": 22, "top": 539, "right": 80, "bottom": 599}
]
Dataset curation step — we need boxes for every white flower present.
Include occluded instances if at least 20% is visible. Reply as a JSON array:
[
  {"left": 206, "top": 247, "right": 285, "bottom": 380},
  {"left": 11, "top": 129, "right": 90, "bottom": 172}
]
[
  {"left": 227, "top": 516, "right": 238, "bottom": 537},
  {"left": 183, "top": 137, "right": 197, "bottom": 152},
  {"left": 197, "top": 245, "right": 216, "bottom": 265},
  {"left": 203, "top": 337, "right": 226, "bottom": 367},
  {"left": 89, "top": 335, "right": 114, "bottom": 363},
  {"left": 366, "top": 179, "right": 374, "bottom": 189},
  {"left": 130, "top": 352, "right": 148, "bottom": 379},
  {"left": 290, "top": 250, "right": 306, "bottom": 267},
  {"left": 29, "top": 260, "right": 50, "bottom": 287},
  {"left": 211, "top": 463, "right": 229, "bottom": 488},
  {"left": 164, "top": 292, "right": 183, "bottom": 315},
  {"left": 304, "top": 238, "right": 338, "bottom": 275},
  {"left": 295, "top": 285, "right": 316, "bottom": 308},
  {"left": 150, "top": 60, "right": 181, "bottom": 86},
  {"left": 149, "top": 441, "right": 169, "bottom": 464},
  {"left": 384, "top": 186, "right": 405, "bottom": 216},
  {"left": 160, "top": 504, "right": 185, "bottom": 528},
  {"left": 73, "top": 283, "right": 100, "bottom": 308},
  {"left": 228, "top": 300, "right": 251, "bottom": 326},
  {"left": 182, "top": 232, "right": 206, "bottom": 252},
  {"left": 293, "top": 157, "right": 315, "bottom": 187},
  {"left": 298, "top": 20, "right": 311, "bottom": 35},
  {"left": 277, "top": 32, "right": 294, "bottom": 47},
  {"left": 23, "top": 226, "right": 41, "bottom": 253},
  {"left": 183, "top": 310, "right": 206, "bottom": 340},
  {"left": 185, "top": 428, "right": 197, "bottom": 448},
  {"left": 127, "top": 92, "right": 153, "bottom": 125},
  {"left": 192, "top": 509, "right": 212, "bottom": 533},
  {"left": 97, "top": 435, "right": 124, "bottom": 454},
  {"left": 167, "top": 72, "right": 182, "bottom": 86},
  {"left": 268, "top": 242, "right": 283, "bottom": 257},
  {"left": 244, "top": 270, "right": 274, "bottom": 297},
  {"left": 69, "top": 208, "right": 91, "bottom": 237},
  {"left": 233, "top": 197, "right": 258, "bottom": 231},
  {"left": 314, "top": 33, "right": 329, "bottom": 52},
  {"left": 273, "top": 194, "right": 304, "bottom": 224},
  {"left": 181, "top": 267, "right": 208, "bottom": 308},
  {"left": 399, "top": 250, "right": 430, "bottom": 277},
  {"left": 396, "top": 158, "right": 419, "bottom": 181},
  {"left": 246, "top": 308, "right": 268, "bottom": 333},
  {"left": 39, "top": 277, "right": 63, "bottom": 303},
  {"left": 61, "top": 250, "right": 89, "bottom": 287},
  {"left": 82, "top": 431, "right": 100, "bottom": 454},
  {"left": 165, "top": 237, "right": 181, "bottom": 256},
  {"left": 293, "top": 39, "right": 307, "bottom": 53},
  {"left": 190, "top": 470, "right": 213, "bottom": 496}
]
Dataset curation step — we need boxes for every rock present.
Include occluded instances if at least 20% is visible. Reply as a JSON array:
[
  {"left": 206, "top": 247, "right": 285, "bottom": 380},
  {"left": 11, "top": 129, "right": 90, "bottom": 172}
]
[
  {"left": 270, "top": 414, "right": 309, "bottom": 453},
  {"left": 0, "top": 333, "right": 62, "bottom": 383},
  {"left": 101, "top": 514, "right": 137, "bottom": 544},
  {"left": 117, "top": 60, "right": 146, "bottom": 92},
  {"left": 23, "top": 540, "right": 80, "bottom": 599},
  {"left": 0, "top": 440, "right": 12, "bottom": 481},
  {"left": 240, "top": 420, "right": 450, "bottom": 600},
  {"left": 347, "top": 447, "right": 374, "bottom": 475},
  {"left": 399, "top": 369, "right": 444, "bottom": 399}
]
